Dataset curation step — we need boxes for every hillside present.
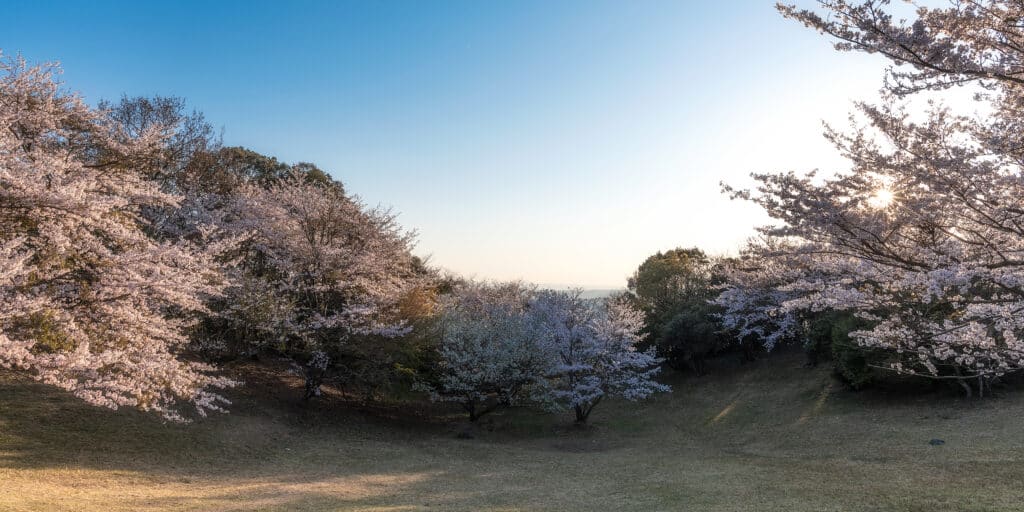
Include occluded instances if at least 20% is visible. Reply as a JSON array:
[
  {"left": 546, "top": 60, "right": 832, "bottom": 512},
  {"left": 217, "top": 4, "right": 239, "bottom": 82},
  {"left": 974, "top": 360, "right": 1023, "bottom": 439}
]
[{"left": 2, "top": 353, "right": 1022, "bottom": 511}]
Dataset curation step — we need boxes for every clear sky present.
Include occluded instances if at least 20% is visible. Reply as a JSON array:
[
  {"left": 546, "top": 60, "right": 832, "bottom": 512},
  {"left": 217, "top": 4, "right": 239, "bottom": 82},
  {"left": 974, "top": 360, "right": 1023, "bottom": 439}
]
[{"left": 6, "top": 0, "right": 894, "bottom": 288}]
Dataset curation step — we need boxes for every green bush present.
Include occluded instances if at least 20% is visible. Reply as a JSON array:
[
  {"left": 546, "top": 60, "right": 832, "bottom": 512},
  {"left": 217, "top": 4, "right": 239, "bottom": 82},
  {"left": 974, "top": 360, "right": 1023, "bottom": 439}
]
[
  {"left": 830, "top": 328, "right": 874, "bottom": 389},
  {"left": 804, "top": 311, "right": 881, "bottom": 389},
  {"left": 660, "top": 306, "right": 726, "bottom": 376}
]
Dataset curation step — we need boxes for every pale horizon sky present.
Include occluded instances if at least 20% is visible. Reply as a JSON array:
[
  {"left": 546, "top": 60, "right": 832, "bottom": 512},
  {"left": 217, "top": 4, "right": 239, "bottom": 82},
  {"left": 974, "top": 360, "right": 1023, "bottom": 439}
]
[{"left": 7, "top": 1, "right": 902, "bottom": 288}]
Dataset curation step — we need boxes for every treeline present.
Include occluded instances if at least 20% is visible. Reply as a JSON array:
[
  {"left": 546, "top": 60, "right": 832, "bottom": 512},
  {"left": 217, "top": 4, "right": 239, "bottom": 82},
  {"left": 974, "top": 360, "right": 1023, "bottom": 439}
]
[
  {"left": 7, "top": 0, "right": 1024, "bottom": 425},
  {"left": 0, "top": 53, "right": 668, "bottom": 424}
]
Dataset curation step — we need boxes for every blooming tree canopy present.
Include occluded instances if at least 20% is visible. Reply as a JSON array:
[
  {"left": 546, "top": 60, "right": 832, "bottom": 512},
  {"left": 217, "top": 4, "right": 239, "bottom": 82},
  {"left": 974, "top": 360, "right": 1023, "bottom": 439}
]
[
  {"left": 421, "top": 281, "right": 544, "bottom": 421},
  {"left": 715, "top": 240, "right": 806, "bottom": 352},
  {"left": 721, "top": 1, "right": 1024, "bottom": 393},
  {"left": 532, "top": 290, "right": 669, "bottom": 423},
  {"left": 215, "top": 169, "right": 422, "bottom": 397},
  {"left": 0, "top": 54, "right": 233, "bottom": 420}
]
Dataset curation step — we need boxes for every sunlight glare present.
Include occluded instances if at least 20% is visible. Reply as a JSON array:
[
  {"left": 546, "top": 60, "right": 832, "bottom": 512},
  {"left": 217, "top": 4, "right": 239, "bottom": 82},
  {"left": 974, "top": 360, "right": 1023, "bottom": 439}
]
[{"left": 868, "top": 187, "right": 894, "bottom": 209}]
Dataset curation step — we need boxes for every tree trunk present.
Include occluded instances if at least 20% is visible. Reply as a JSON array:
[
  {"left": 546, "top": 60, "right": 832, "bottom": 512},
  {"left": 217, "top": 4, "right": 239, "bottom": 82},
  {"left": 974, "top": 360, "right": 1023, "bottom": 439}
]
[
  {"left": 464, "top": 399, "right": 499, "bottom": 422},
  {"left": 303, "top": 371, "right": 323, "bottom": 400},
  {"left": 574, "top": 396, "right": 602, "bottom": 424},
  {"left": 464, "top": 401, "right": 479, "bottom": 422},
  {"left": 574, "top": 405, "right": 587, "bottom": 423},
  {"left": 956, "top": 378, "right": 973, "bottom": 399}
]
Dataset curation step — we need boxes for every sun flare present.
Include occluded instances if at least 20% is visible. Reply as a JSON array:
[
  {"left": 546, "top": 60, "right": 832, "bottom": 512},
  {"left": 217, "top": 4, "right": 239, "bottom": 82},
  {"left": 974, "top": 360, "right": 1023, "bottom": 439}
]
[{"left": 868, "top": 187, "right": 894, "bottom": 209}]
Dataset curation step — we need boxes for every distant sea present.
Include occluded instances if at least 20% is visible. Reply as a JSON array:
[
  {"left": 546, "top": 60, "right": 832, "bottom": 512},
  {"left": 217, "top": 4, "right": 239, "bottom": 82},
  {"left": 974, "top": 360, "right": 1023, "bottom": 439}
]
[
  {"left": 536, "top": 287, "right": 625, "bottom": 299},
  {"left": 579, "top": 289, "right": 622, "bottom": 299}
]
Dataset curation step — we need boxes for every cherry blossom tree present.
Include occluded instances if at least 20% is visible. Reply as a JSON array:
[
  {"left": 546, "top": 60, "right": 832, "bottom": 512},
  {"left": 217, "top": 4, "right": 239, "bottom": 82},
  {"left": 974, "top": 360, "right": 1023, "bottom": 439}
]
[
  {"left": 418, "top": 281, "right": 544, "bottom": 421},
  {"left": 214, "top": 169, "right": 423, "bottom": 398},
  {"left": 96, "top": 95, "right": 429, "bottom": 401},
  {"left": 531, "top": 291, "right": 669, "bottom": 423},
  {"left": 0, "top": 53, "right": 234, "bottom": 421},
  {"left": 722, "top": 1, "right": 1024, "bottom": 395},
  {"left": 423, "top": 285, "right": 669, "bottom": 423},
  {"left": 714, "top": 242, "right": 804, "bottom": 353}
]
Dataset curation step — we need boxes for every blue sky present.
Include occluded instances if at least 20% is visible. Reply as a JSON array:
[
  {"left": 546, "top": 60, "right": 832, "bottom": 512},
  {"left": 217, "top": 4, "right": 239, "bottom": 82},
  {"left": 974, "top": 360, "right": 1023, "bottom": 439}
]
[{"left": 6, "top": 0, "right": 892, "bottom": 288}]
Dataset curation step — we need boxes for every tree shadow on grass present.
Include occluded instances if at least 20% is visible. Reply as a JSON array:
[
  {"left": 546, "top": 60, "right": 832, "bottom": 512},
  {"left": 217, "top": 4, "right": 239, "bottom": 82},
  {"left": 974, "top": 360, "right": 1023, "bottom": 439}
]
[
  {"left": 0, "top": 367, "right": 531, "bottom": 511},
  {"left": 0, "top": 366, "right": 442, "bottom": 474},
  {"left": 0, "top": 363, "right": 583, "bottom": 476},
  {"left": 0, "top": 367, "right": 633, "bottom": 512}
]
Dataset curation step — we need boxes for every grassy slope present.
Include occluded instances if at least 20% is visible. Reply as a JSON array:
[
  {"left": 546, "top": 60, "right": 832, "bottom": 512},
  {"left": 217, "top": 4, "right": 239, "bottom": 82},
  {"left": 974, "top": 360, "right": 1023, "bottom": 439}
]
[{"left": 2, "top": 354, "right": 1024, "bottom": 512}]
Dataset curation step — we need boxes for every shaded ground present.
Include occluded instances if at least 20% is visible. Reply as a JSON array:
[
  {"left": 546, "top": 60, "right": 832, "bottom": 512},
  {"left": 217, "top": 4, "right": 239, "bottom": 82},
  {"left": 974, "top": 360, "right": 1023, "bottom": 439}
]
[{"left": 3, "top": 354, "right": 1024, "bottom": 511}]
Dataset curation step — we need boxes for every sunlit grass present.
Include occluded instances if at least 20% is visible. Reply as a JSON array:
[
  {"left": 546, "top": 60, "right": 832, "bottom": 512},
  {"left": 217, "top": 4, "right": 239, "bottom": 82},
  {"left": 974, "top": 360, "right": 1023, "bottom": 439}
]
[
  {"left": 3, "top": 353, "right": 1024, "bottom": 511},
  {"left": 708, "top": 398, "right": 739, "bottom": 425}
]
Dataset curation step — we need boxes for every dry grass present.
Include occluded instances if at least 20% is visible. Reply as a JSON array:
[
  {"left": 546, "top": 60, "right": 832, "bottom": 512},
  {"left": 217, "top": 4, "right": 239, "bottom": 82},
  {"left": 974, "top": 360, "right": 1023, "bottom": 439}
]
[{"left": 3, "top": 353, "right": 1024, "bottom": 511}]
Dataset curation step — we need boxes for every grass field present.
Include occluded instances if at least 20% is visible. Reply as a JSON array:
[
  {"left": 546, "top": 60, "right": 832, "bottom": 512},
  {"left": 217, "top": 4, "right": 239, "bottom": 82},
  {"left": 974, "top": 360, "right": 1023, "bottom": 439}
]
[{"left": 3, "top": 353, "right": 1024, "bottom": 511}]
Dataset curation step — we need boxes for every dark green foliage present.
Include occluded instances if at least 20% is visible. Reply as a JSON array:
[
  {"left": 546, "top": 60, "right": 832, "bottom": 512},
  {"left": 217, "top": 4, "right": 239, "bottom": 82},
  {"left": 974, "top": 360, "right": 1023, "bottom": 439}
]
[
  {"left": 183, "top": 146, "right": 335, "bottom": 194},
  {"left": 831, "top": 333, "right": 876, "bottom": 390},
  {"left": 804, "top": 311, "right": 882, "bottom": 389},
  {"left": 803, "top": 313, "right": 835, "bottom": 368},
  {"left": 660, "top": 306, "right": 723, "bottom": 376},
  {"left": 11, "top": 311, "right": 75, "bottom": 354},
  {"left": 210, "top": 146, "right": 291, "bottom": 186},
  {"left": 629, "top": 248, "right": 730, "bottom": 373},
  {"left": 629, "top": 248, "right": 714, "bottom": 340}
]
